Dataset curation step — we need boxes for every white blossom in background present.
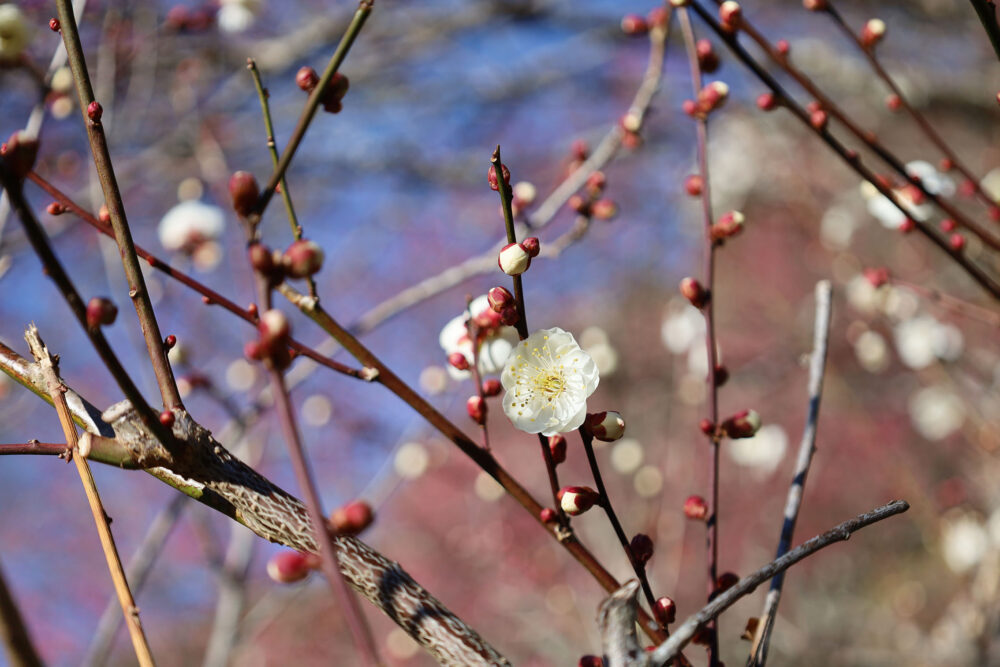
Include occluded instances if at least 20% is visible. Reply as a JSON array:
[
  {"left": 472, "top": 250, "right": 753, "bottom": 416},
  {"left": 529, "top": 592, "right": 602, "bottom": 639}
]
[
  {"left": 580, "top": 326, "right": 618, "bottom": 376},
  {"left": 394, "top": 442, "right": 429, "bottom": 480},
  {"left": 158, "top": 199, "right": 225, "bottom": 255},
  {"left": 501, "top": 327, "right": 599, "bottom": 436},
  {"left": 438, "top": 295, "right": 518, "bottom": 380},
  {"left": 728, "top": 424, "right": 788, "bottom": 474},
  {"left": 610, "top": 438, "right": 644, "bottom": 474},
  {"left": 940, "top": 513, "right": 988, "bottom": 574},
  {"left": 661, "top": 301, "right": 705, "bottom": 354},
  {"left": 908, "top": 385, "right": 964, "bottom": 441},
  {"left": 0, "top": 5, "right": 30, "bottom": 62},
  {"left": 860, "top": 161, "right": 952, "bottom": 229},
  {"left": 218, "top": 0, "right": 262, "bottom": 33},
  {"left": 854, "top": 330, "right": 889, "bottom": 373},
  {"left": 894, "top": 315, "right": 963, "bottom": 370},
  {"left": 819, "top": 205, "right": 858, "bottom": 250},
  {"left": 846, "top": 274, "right": 883, "bottom": 315},
  {"left": 981, "top": 167, "right": 1000, "bottom": 201}
]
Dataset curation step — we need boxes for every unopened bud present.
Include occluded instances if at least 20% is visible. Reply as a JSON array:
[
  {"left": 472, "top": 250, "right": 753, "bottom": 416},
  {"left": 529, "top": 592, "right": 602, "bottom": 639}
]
[
  {"left": 860, "top": 18, "right": 886, "bottom": 49},
  {"left": 258, "top": 309, "right": 290, "bottom": 352},
  {"left": 448, "top": 352, "right": 470, "bottom": 371},
  {"left": 488, "top": 163, "right": 511, "bottom": 192},
  {"left": 521, "top": 237, "right": 540, "bottom": 257},
  {"left": 228, "top": 171, "right": 259, "bottom": 217},
  {"left": 267, "top": 551, "right": 317, "bottom": 584},
  {"left": 592, "top": 199, "right": 618, "bottom": 221},
  {"left": 721, "top": 409, "right": 761, "bottom": 439},
  {"left": 698, "top": 81, "right": 729, "bottom": 113},
  {"left": 716, "top": 572, "right": 740, "bottom": 594},
  {"left": 630, "top": 533, "right": 654, "bottom": 566},
  {"left": 559, "top": 486, "right": 600, "bottom": 515},
  {"left": 949, "top": 233, "right": 965, "bottom": 251},
  {"left": 46, "top": 202, "right": 65, "bottom": 215},
  {"left": 86, "top": 297, "right": 118, "bottom": 329},
  {"left": 776, "top": 39, "right": 790, "bottom": 56},
  {"left": 699, "top": 418, "right": 715, "bottom": 435},
  {"left": 330, "top": 500, "right": 374, "bottom": 536},
  {"left": 321, "top": 73, "right": 350, "bottom": 113},
  {"left": 481, "top": 378, "right": 502, "bottom": 396},
  {"left": 159, "top": 410, "right": 175, "bottom": 428},
  {"left": 620, "top": 14, "right": 648, "bottom": 35},
  {"left": 803, "top": 0, "right": 827, "bottom": 10},
  {"left": 713, "top": 364, "right": 729, "bottom": 386},
  {"left": 498, "top": 306, "right": 519, "bottom": 327},
  {"left": 863, "top": 267, "right": 889, "bottom": 288},
  {"left": 578, "top": 656, "right": 604, "bottom": 667},
  {"left": 886, "top": 94, "right": 902, "bottom": 112},
  {"left": 540, "top": 507, "right": 558, "bottom": 524},
  {"left": 696, "top": 39, "right": 719, "bottom": 73},
  {"left": 685, "top": 174, "right": 704, "bottom": 196},
  {"left": 467, "top": 395, "right": 487, "bottom": 424},
  {"left": 756, "top": 92, "right": 777, "bottom": 111},
  {"left": 680, "top": 277, "right": 709, "bottom": 308},
  {"left": 585, "top": 171, "right": 606, "bottom": 195},
  {"left": 711, "top": 210, "right": 745, "bottom": 241},
  {"left": 810, "top": 109, "right": 828, "bottom": 130},
  {"left": 295, "top": 66, "right": 319, "bottom": 92},
  {"left": 498, "top": 242, "right": 531, "bottom": 275},
  {"left": 87, "top": 101, "right": 103, "bottom": 122},
  {"left": 684, "top": 494, "right": 708, "bottom": 521},
  {"left": 487, "top": 286, "right": 514, "bottom": 312},
  {"left": 585, "top": 411, "right": 626, "bottom": 442},
  {"left": 282, "top": 239, "right": 324, "bottom": 279},
  {"left": 719, "top": 1, "right": 742, "bottom": 28},
  {"left": 549, "top": 434, "right": 567, "bottom": 465},
  {"left": 568, "top": 194, "right": 591, "bottom": 215},
  {"left": 654, "top": 596, "right": 677, "bottom": 625}
]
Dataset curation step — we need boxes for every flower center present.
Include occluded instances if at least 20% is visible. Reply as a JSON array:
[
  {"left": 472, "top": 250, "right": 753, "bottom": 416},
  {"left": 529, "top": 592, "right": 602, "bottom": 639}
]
[{"left": 532, "top": 370, "right": 566, "bottom": 399}]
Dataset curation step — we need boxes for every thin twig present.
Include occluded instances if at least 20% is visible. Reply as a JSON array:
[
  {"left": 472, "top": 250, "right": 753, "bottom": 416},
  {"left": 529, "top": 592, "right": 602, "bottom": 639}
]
[
  {"left": 687, "top": 0, "right": 1000, "bottom": 300},
  {"left": 580, "top": 429, "right": 658, "bottom": 614},
  {"left": 887, "top": 276, "right": 1000, "bottom": 328},
  {"left": 0, "top": 557, "right": 42, "bottom": 667},
  {"left": 265, "top": 365, "right": 381, "bottom": 665},
  {"left": 649, "top": 500, "right": 911, "bottom": 664},
  {"left": 55, "top": 0, "right": 184, "bottom": 410},
  {"left": 747, "top": 281, "right": 833, "bottom": 667},
  {"left": 25, "top": 326, "right": 154, "bottom": 667},
  {"left": 678, "top": 9, "right": 723, "bottom": 665},
  {"left": 254, "top": 0, "right": 374, "bottom": 218}
]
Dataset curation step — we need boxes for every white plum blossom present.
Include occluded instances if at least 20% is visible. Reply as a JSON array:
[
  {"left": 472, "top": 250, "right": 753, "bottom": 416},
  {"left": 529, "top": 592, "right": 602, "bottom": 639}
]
[
  {"left": 218, "top": 0, "right": 262, "bottom": 34},
  {"left": 727, "top": 424, "right": 788, "bottom": 474},
  {"left": 439, "top": 295, "right": 518, "bottom": 379},
  {"left": 940, "top": 513, "right": 988, "bottom": 574},
  {"left": 908, "top": 385, "right": 964, "bottom": 441},
  {"left": 0, "top": 5, "right": 30, "bottom": 62},
  {"left": 158, "top": 199, "right": 225, "bottom": 253},
  {"left": 501, "top": 327, "right": 599, "bottom": 436},
  {"left": 894, "top": 315, "right": 964, "bottom": 370},
  {"left": 660, "top": 301, "right": 705, "bottom": 354}
]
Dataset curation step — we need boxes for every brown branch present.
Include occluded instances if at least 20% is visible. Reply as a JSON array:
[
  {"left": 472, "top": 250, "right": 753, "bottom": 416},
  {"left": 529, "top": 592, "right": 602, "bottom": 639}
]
[
  {"left": 55, "top": 0, "right": 183, "bottom": 410},
  {"left": 25, "top": 326, "right": 154, "bottom": 666}
]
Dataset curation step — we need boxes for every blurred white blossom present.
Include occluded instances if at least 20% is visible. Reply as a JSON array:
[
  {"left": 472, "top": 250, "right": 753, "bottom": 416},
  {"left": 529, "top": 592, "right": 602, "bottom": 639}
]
[
  {"left": 728, "top": 423, "right": 788, "bottom": 473},
  {"left": 218, "top": 0, "right": 262, "bottom": 33},
  {"left": 0, "top": 5, "right": 30, "bottom": 62},
  {"left": 894, "top": 315, "right": 963, "bottom": 370},
  {"left": 854, "top": 330, "right": 889, "bottom": 373},
  {"left": 439, "top": 295, "right": 518, "bottom": 380},
  {"left": 158, "top": 200, "right": 225, "bottom": 254},
  {"left": 861, "top": 161, "right": 952, "bottom": 229},
  {"left": 661, "top": 301, "right": 705, "bottom": 354},
  {"left": 940, "top": 513, "right": 987, "bottom": 574},
  {"left": 908, "top": 385, "right": 964, "bottom": 440}
]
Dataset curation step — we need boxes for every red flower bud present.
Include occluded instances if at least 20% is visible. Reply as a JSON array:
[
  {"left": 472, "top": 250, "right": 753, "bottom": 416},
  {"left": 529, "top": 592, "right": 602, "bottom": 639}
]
[
  {"left": 578, "top": 656, "right": 604, "bottom": 667},
  {"left": 886, "top": 94, "right": 902, "bottom": 112},
  {"left": 776, "top": 39, "right": 790, "bottom": 56},
  {"left": 466, "top": 395, "right": 487, "bottom": 425},
  {"left": 295, "top": 66, "right": 320, "bottom": 92},
  {"left": 696, "top": 39, "right": 719, "bottom": 73},
  {"left": 756, "top": 92, "right": 777, "bottom": 111},
  {"left": 282, "top": 239, "right": 324, "bottom": 279},
  {"left": 899, "top": 218, "right": 915, "bottom": 233},
  {"left": 267, "top": 550, "right": 318, "bottom": 584},
  {"left": 654, "top": 596, "right": 677, "bottom": 625},
  {"left": 685, "top": 174, "right": 704, "bottom": 196},
  {"left": 159, "top": 410, "right": 175, "bottom": 428},
  {"left": 939, "top": 219, "right": 956, "bottom": 233},
  {"left": 680, "top": 277, "right": 709, "bottom": 308},
  {"left": 488, "top": 163, "right": 511, "bottom": 192},
  {"left": 571, "top": 139, "right": 589, "bottom": 161},
  {"left": 559, "top": 486, "right": 600, "bottom": 515},
  {"left": 949, "top": 233, "right": 965, "bottom": 251},
  {"left": 810, "top": 109, "right": 828, "bottom": 130},
  {"left": 330, "top": 500, "right": 374, "bottom": 536},
  {"left": 46, "top": 202, "right": 65, "bottom": 216},
  {"left": 863, "top": 267, "right": 890, "bottom": 288},
  {"left": 98, "top": 204, "right": 111, "bottom": 224},
  {"left": 258, "top": 309, "right": 290, "bottom": 356},
  {"left": 860, "top": 18, "right": 886, "bottom": 49},
  {"left": 482, "top": 378, "right": 502, "bottom": 397},
  {"left": 586, "top": 171, "right": 607, "bottom": 195},
  {"left": 716, "top": 572, "right": 740, "bottom": 595},
  {"left": 548, "top": 434, "right": 567, "bottom": 465},
  {"left": 719, "top": 1, "right": 742, "bottom": 29},
  {"left": 720, "top": 409, "right": 761, "bottom": 439},
  {"left": 568, "top": 194, "right": 590, "bottom": 215},
  {"left": 521, "top": 237, "right": 540, "bottom": 258},
  {"left": 648, "top": 7, "right": 669, "bottom": 28},
  {"left": 699, "top": 418, "right": 715, "bottom": 435},
  {"left": 711, "top": 210, "right": 745, "bottom": 241},
  {"left": 697, "top": 81, "right": 729, "bottom": 113},
  {"left": 448, "top": 352, "right": 470, "bottom": 371},
  {"left": 540, "top": 508, "right": 558, "bottom": 524},
  {"left": 684, "top": 495, "right": 708, "bottom": 521},
  {"left": 87, "top": 101, "right": 103, "bottom": 122},
  {"left": 803, "top": 0, "right": 827, "bottom": 9},
  {"left": 321, "top": 73, "right": 350, "bottom": 113},
  {"left": 498, "top": 306, "right": 519, "bottom": 327},
  {"left": 86, "top": 297, "right": 118, "bottom": 329},
  {"left": 630, "top": 533, "right": 654, "bottom": 566},
  {"left": 487, "top": 286, "right": 514, "bottom": 312},
  {"left": 584, "top": 411, "right": 626, "bottom": 442},
  {"left": 713, "top": 364, "right": 729, "bottom": 386},
  {"left": 164, "top": 335, "right": 177, "bottom": 350},
  {"left": 682, "top": 99, "right": 699, "bottom": 117},
  {"left": 592, "top": 199, "right": 618, "bottom": 221},
  {"left": 620, "top": 14, "right": 648, "bottom": 35},
  {"left": 228, "top": 171, "right": 260, "bottom": 217},
  {"left": 49, "top": 17, "right": 60, "bottom": 31}
]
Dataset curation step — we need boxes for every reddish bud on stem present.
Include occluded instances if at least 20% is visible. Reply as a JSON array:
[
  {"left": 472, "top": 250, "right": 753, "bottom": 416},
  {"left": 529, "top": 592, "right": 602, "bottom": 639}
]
[
  {"left": 721, "top": 409, "right": 761, "bottom": 439},
  {"left": 684, "top": 494, "right": 709, "bottom": 521},
  {"left": 630, "top": 533, "right": 654, "bottom": 566},
  {"left": 584, "top": 411, "right": 626, "bottom": 442},
  {"left": 680, "top": 277, "right": 709, "bottom": 308},
  {"left": 466, "top": 395, "right": 487, "bottom": 424},
  {"left": 488, "top": 163, "right": 511, "bottom": 192},
  {"left": 488, "top": 286, "right": 514, "bottom": 312},
  {"left": 482, "top": 379, "right": 502, "bottom": 397},
  {"left": 282, "top": 239, "right": 325, "bottom": 278},
  {"left": 229, "top": 171, "right": 260, "bottom": 217},
  {"left": 267, "top": 551, "right": 317, "bottom": 584},
  {"left": 86, "top": 297, "right": 118, "bottom": 329},
  {"left": 548, "top": 434, "right": 567, "bottom": 465},
  {"left": 448, "top": 352, "right": 470, "bottom": 371},
  {"left": 330, "top": 500, "right": 374, "bottom": 536},
  {"left": 295, "top": 66, "right": 319, "bottom": 92},
  {"left": 559, "top": 486, "right": 600, "bottom": 515},
  {"left": 653, "top": 596, "right": 677, "bottom": 625}
]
